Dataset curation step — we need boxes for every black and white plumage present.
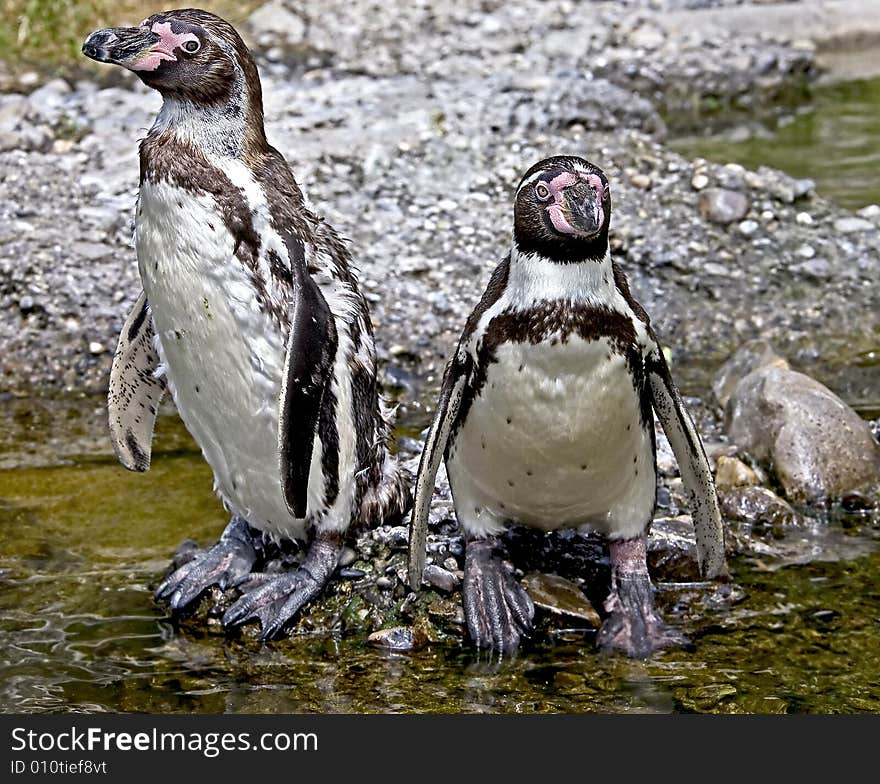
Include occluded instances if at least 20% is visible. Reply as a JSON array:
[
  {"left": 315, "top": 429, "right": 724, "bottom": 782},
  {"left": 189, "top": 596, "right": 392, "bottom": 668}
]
[
  {"left": 84, "top": 9, "right": 410, "bottom": 639},
  {"left": 408, "top": 155, "right": 726, "bottom": 657}
]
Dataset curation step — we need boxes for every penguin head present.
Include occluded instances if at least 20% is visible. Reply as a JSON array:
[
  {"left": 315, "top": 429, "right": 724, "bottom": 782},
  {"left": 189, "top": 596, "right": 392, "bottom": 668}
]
[
  {"left": 513, "top": 156, "right": 612, "bottom": 263},
  {"left": 82, "top": 9, "right": 261, "bottom": 110}
]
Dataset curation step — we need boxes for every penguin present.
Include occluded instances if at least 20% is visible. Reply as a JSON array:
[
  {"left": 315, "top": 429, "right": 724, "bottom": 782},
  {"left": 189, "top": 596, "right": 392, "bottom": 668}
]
[
  {"left": 84, "top": 9, "right": 410, "bottom": 640},
  {"left": 407, "top": 155, "right": 726, "bottom": 657}
]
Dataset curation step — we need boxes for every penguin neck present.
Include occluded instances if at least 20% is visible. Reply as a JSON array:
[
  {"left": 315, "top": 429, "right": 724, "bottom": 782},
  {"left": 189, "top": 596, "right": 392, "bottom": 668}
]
[
  {"left": 149, "top": 70, "right": 267, "bottom": 162},
  {"left": 507, "top": 243, "right": 617, "bottom": 309}
]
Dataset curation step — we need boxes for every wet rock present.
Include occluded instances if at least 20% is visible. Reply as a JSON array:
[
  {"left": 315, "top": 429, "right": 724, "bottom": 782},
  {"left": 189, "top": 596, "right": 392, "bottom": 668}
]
[
  {"left": 522, "top": 572, "right": 601, "bottom": 627},
  {"left": 647, "top": 515, "right": 703, "bottom": 580},
  {"left": 367, "top": 625, "right": 428, "bottom": 651},
  {"left": 718, "top": 485, "right": 798, "bottom": 529},
  {"left": 698, "top": 188, "right": 750, "bottom": 224},
  {"left": 338, "top": 546, "right": 358, "bottom": 567},
  {"left": 423, "top": 563, "right": 459, "bottom": 593},
  {"left": 720, "top": 345, "right": 880, "bottom": 505},
  {"left": 714, "top": 455, "right": 759, "bottom": 488}
]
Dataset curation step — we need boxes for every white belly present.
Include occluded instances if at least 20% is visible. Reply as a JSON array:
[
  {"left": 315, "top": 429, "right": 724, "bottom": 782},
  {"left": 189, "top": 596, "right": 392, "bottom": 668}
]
[
  {"left": 447, "top": 337, "right": 656, "bottom": 538},
  {"left": 135, "top": 181, "right": 310, "bottom": 539}
]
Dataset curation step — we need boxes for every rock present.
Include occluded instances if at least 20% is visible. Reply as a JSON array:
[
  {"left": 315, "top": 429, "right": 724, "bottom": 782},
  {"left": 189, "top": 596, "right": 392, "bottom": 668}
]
[
  {"left": 698, "top": 188, "right": 750, "bottom": 224},
  {"left": 26, "top": 78, "right": 71, "bottom": 124},
  {"left": 721, "top": 345, "right": 880, "bottom": 505},
  {"left": 856, "top": 204, "right": 880, "bottom": 220},
  {"left": 522, "top": 572, "right": 601, "bottom": 627},
  {"left": 715, "top": 455, "right": 759, "bottom": 488},
  {"left": 338, "top": 546, "right": 357, "bottom": 567},
  {"left": 795, "top": 211, "right": 815, "bottom": 225},
  {"left": 628, "top": 23, "right": 666, "bottom": 51},
  {"left": 833, "top": 217, "right": 875, "bottom": 234},
  {"left": 655, "top": 429, "right": 679, "bottom": 477},
  {"left": 737, "top": 219, "right": 759, "bottom": 236},
  {"left": 795, "top": 244, "right": 815, "bottom": 259},
  {"left": 247, "top": 0, "right": 307, "bottom": 45},
  {"left": 423, "top": 563, "right": 459, "bottom": 593},
  {"left": 712, "top": 339, "right": 786, "bottom": 408},
  {"left": 368, "top": 625, "right": 428, "bottom": 651},
  {"left": 691, "top": 173, "right": 709, "bottom": 190},
  {"left": 718, "top": 485, "right": 798, "bottom": 529},
  {"left": 792, "top": 257, "right": 831, "bottom": 279},
  {"left": 647, "top": 516, "right": 703, "bottom": 580}
]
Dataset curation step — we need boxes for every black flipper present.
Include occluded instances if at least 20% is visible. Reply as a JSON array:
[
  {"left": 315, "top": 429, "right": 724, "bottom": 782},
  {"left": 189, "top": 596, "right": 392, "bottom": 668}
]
[
  {"left": 278, "top": 264, "right": 338, "bottom": 519},
  {"left": 222, "top": 530, "right": 343, "bottom": 640},
  {"left": 463, "top": 536, "right": 535, "bottom": 655},
  {"left": 646, "top": 346, "right": 727, "bottom": 579},
  {"left": 154, "top": 516, "right": 263, "bottom": 610},
  {"left": 108, "top": 290, "right": 167, "bottom": 472},
  {"left": 407, "top": 350, "right": 471, "bottom": 590}
]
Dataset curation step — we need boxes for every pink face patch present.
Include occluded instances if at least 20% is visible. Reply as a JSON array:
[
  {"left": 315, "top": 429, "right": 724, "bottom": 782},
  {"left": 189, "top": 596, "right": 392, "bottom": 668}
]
[
  {"left": 543, "top": 170, "right": 606, "bottom": 237},
  {"left": 127, "top": 21, "right": 199, "bottom": 72}
]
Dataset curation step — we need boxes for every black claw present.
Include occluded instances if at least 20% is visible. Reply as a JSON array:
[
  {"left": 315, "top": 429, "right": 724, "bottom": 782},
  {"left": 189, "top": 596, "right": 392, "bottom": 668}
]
[
  {"left": 597, "top": 572, "right": 689, "bottom": 658},
  {"left": 154, "top": 516, "right": 261, "bottom": 612},
  {"left": 222, "top": 530, "right": 343, "bottom": 640},
  {"left": 223, "top": 570, "right": 319, "bottom": 639},
  {"left": 463, "top": 537, "right": 534, "bottom": 655}
]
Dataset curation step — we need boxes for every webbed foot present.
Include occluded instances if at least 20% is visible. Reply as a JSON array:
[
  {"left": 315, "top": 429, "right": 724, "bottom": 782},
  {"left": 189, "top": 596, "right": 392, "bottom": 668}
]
[
  {"left": 155, "top": 515, "right": 262, "bottom": 611},
  {"left": 597, "top": 537, "right": 689, "bottom": 658},
  {"left": 463, "top": 536, "right": 535, "bottom": 655},
  {"left": 222, "top": 530, "right": 342, "bottom": 640}
]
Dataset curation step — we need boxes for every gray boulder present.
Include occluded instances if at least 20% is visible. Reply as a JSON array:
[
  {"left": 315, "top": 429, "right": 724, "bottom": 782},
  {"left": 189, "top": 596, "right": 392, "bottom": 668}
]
[{"left": 718, "top": 343, "right": 880, "bottom": 505}]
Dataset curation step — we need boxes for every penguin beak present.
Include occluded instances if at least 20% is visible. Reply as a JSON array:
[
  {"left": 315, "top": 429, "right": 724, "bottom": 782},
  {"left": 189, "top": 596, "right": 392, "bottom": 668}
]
[
  {"left": 82, "top": 26, "right": 161, "bottom": 69},
  {"left": 546, "top": 179, "right": 606, "bottom": 239}
]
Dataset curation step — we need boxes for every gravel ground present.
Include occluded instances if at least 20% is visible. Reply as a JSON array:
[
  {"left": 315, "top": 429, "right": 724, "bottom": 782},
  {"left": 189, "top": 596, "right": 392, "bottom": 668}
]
[{"left": 2, "top": 0, "right": 877, "bottom": 405}]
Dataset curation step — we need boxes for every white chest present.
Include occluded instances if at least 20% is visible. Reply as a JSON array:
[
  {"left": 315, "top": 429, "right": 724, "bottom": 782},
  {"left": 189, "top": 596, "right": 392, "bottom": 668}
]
[
  {"left": 135, "top": 180, "right": 300, "bottom": 538},
  {"left": 447, "top": 335, "right": 656, "bottom": 538}
]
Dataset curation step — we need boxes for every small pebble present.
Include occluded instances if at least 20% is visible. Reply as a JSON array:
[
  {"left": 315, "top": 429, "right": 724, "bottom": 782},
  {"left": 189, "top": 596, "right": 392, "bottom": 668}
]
[
  {"left": 368, "top": 626, "right": 428, "bottom": 651},
  {"left": 833, "top": 217, "right": 874, "bottom": 234}
]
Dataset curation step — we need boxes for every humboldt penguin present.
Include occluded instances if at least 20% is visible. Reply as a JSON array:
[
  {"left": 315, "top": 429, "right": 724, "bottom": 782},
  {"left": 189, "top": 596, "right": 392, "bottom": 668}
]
[
  {"left": 84, "top": 9, "right": 410, "bottom": 640},
  {"left": 408, "top": 155, "right": 726, "bottom": 657}
]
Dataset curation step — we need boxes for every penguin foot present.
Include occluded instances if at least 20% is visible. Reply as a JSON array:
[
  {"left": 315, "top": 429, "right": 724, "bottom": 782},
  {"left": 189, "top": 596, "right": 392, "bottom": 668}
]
[
  {"left": 463, "top": 537, "right": 535, "bottom": 655},
  {"left": 596, "top": 572, "right": 689, "bottom": 658},
  {"left": 222, "top": 530, "right": 343, "bottom": 640},
  {"left": 155, "top": 515, "right": 262, "bottom": 611}
]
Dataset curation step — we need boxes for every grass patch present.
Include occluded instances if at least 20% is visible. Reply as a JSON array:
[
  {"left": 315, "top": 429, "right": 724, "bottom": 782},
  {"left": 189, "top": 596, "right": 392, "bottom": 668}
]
[{"left": 0, "top": 0, "right": 260, "bottom": 72}]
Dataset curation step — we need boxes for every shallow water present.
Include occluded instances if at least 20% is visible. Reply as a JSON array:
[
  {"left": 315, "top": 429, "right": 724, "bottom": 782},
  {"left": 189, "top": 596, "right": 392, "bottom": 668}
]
[
  {"left": 670, "top": 77, "right": 880, "bottom": 210},
  {"left": 1, "top": 397, "right": 879, "bottom": 714}
]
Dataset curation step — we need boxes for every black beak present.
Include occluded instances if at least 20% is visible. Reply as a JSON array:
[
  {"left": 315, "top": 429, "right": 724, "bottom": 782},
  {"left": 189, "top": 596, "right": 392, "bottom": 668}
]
[
  {"left": 82, "top": 26, "right": 159, "bottom": 66},
  {"left": 559, "top": 180, "right": 605, "bottom": 238}
]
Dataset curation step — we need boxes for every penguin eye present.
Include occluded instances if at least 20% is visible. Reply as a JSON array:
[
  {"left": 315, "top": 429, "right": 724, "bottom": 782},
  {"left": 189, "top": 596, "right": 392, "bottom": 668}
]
[
  {"left": 535, "top": 182, "right": 551, "bottom": 201},
  {"left": 182, "top": 39, "right": 200, "bottom": 54}
]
